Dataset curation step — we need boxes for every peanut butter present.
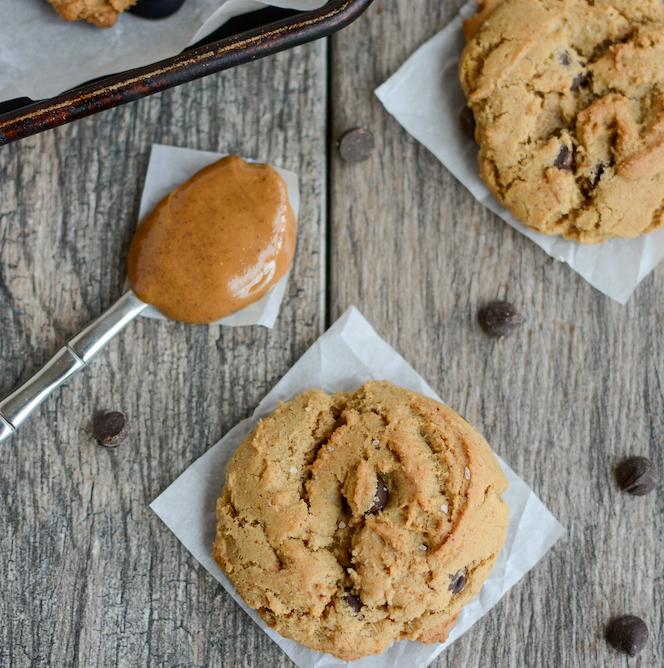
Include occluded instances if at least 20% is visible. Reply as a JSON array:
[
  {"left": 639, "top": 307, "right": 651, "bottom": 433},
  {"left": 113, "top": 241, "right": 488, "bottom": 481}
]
[{"left": 127, "top": 156, "right": 297, "bottom": 324}]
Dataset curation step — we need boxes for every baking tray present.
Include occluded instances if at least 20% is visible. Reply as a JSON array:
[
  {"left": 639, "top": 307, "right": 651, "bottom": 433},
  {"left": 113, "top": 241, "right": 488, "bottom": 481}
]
[{"left": 0, "top": 0, "right": 373, "bottom": 145}]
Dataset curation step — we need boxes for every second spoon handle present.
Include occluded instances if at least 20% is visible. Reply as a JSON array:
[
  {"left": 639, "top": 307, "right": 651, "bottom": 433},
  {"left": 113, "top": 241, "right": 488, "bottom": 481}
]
[{"left": 0, "top": 291, "right": 147, "bottom": 444}]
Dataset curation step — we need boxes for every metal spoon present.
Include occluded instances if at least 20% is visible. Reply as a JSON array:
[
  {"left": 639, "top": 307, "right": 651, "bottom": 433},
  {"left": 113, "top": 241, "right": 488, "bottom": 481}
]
[{"left": 0, "top": 291, "right": 147, "bottom": 443}]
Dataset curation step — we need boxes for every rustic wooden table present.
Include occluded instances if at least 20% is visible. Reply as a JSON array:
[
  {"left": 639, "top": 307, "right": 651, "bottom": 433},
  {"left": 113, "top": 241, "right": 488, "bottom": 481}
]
[{"left": 1, "top": 1, "right": 662, "bottom": 666}]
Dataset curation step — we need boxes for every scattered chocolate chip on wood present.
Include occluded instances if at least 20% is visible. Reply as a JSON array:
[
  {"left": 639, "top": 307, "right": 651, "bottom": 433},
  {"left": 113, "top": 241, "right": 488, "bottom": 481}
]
[
  {"left": 615, "top": 456, "right": 658, "bottom": 496},
  {"left": 93, "top": 410, "right": 128, "bottom": 447},
  {"left": 478, "top": 301, "right": 525, "bottom": 338},
  {"left": 554, "top": 145, "right": 574, "bottom": 171},
  {"left": 605, "top": 615, "right": 648, "bottom": 657},
  {"left": 459, "top": 105, "right": 476, "bottom": 140},
  {"left": 366, "top": 474, "right": 389, "bottom": 514},
  {"left": 344, "top": 591, "right": 363, "bottom": 613},
  {"left": 449, "top": 569, "right": 467, "bottom": 595},
  {"left": 338, "top": 128, "right": 375, "bottom": 163}
]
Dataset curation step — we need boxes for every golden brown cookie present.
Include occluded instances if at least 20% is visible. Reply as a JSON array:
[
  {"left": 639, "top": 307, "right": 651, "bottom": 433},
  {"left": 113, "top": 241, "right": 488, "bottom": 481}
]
[
  {"left": 213, "top": 381, "right": 509, "bottom": 660},
  {"left": 47, "top": 0, "right": 136, "bottom": 27},
  {"left": 459, "top": 0, "right": 664, "bottom": 243}
]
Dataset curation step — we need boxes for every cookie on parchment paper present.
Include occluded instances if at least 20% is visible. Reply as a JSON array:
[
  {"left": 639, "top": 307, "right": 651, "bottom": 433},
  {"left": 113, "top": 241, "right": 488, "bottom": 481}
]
[
  {"left": 460, "top": 0, "right": 664, "bottom": 243},
  {"left": 213, "top": 381, "right": 509, "bottom": 661}
]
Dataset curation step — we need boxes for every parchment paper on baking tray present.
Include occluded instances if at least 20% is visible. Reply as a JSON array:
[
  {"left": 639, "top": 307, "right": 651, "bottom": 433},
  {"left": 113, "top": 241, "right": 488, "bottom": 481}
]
[
  {"left": 151, "top": 306, "right": 565, "bottom": 668},
  {"left": 0, "top": 1, "right": 326, "bottom": 102},
  {"left": 375, "top": 1, "right": 664, "bottom": 304}
]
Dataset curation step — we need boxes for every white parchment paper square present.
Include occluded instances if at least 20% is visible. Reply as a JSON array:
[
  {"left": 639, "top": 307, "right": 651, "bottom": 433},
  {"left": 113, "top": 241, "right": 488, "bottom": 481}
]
[
  {"left": 0, "top": 1, "right": 326, "bottom": 102},
  {"left": 375, "top": 1, "right": 664, "bottom": 304},
  {"left": 151, "top": 306, "right": 565, "bottom": 667},
  {"left": 135, "top": 143, "right": 299, "bottom": 328}
]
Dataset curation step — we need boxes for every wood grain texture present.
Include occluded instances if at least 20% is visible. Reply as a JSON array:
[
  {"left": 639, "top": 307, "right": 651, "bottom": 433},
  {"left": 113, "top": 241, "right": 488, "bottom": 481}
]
[
  {"left": 0, "top": 40, "right": 325, "bottom": 668},
  {"left": 330, "top": 1, "right": 663, "bottom": 667},
  {"left": 1, "top": 1, "right": 663, "bottom": 667}
]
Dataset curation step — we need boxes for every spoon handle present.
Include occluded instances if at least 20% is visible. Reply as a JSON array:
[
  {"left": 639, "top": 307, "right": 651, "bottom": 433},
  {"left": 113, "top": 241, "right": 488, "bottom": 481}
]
[{"left": 0, "top": 291, "right": 147, "bottom": 443}]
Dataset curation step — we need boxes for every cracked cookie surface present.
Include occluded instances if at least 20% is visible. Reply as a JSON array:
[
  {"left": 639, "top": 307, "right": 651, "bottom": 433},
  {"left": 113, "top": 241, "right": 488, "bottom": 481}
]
[
  {"left": 47, "top": 0, "right": 136, "bottom": 27},
  {"left": 459, "top": 0, "right": 664, "bottom": 242},
  {"left": 212, "top": 381, "right": 508, "bottom": 660}
]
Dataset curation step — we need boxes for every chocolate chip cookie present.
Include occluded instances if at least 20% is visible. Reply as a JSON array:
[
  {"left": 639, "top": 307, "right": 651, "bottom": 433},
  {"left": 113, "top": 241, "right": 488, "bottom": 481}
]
[
  {"left": 213, "top": 381, "right": 509, "bottom": 660},
  {"left": 47, "top": 0, "right": 136, "bottom": 27},
  {"left": 459, "top": 0, "right": 664, "bottom": 243}
]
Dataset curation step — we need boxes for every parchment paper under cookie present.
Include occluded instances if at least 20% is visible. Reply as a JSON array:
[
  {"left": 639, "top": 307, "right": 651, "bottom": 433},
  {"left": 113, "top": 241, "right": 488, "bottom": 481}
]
[
  {"left": 135, "top": 144, "right": 300, "bottom": 328},
  {"left": 375, "top": 1, "right": 664, "bottom": 304},
  {"left": 0, "top": 1, "right": 325, "bottom": 102},
  {"left": 151, "top": 306, "right": 565, "bottom": 667}
]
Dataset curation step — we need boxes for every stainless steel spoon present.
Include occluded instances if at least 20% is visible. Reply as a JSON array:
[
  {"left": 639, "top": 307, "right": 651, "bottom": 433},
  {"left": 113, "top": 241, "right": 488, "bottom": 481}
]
[{"left": 0, "top": 291, "right": 147, "bottom": 443}]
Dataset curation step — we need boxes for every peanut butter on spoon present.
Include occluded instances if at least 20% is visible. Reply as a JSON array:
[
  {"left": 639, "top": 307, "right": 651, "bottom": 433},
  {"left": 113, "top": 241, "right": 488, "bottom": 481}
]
[{"left": 127, "top": 156, "right": 296, "bottom": 324}]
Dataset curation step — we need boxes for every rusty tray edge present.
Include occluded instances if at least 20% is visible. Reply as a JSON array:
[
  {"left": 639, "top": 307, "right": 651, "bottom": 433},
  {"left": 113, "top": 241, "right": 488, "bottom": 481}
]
[{"left": 0, "top": 0, "right": 373, "bottom": 145}]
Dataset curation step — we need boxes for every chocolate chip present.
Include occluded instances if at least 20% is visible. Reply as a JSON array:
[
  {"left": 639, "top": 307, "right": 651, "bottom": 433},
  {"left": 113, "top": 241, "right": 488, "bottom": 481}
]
[
  {"left": 338, "top": 128, "right": 375, "bottom": 163},
  {"left": 554, "top": 145, "right": 574, "bottom": 171},
  {"left": 477, "top": 301, "right": 525, "bottom": 338},
  {"left": 559, "top": 51, "right": 572, "bottom": 66},
  {"left": 366, "top": 475, "right": 389, "bottom": 514},
  {"left": 590, "top": 164, "right": 606, "bottom": 189},
  {"left": 449, "top": 569, "right": 467, "bottom": 595},
  {"left": 571, "top": 73, "right": 589, "bottom": 92},
  {"left": 130, "top": 0, "right": 187, "bottom": 19},
  {"left": 615, "top": 457, "right": 659, "bottom": 496},
  {"left": 344, "top": 591, "right": 363, "bottom": 613},
  {"left": 93, "top": 411, "right": 128, "bottom": 447},
  {"left": 605, "top": 616, "right": 648, "bottom": 657},
  {"left": 459, "top": 105, "right": 476, "bottom": 141}
]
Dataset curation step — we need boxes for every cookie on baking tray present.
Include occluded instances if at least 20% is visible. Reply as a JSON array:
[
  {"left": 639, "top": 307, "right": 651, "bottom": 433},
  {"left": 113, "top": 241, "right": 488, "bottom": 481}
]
[
  {"left": 47, "top": 0, "right": 137, "bottom": 27},
  {"left": 459, "top": 0, "right": 664, "bottom": 243},
  {"left": 212, "top": 381, "right": 509, "bottom": 660}
]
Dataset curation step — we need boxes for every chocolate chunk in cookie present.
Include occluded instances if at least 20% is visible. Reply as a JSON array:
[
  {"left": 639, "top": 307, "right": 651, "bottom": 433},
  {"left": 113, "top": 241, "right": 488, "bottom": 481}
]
[
  {"left": 344, "top": 592, "right": 363, "bottom": 613},
  {"left": 366, "top": 475, "right": 389, "bottom": 515},
  {"left": 449, "top": 569, "right": 468, "bottom": 595},
  {"left": 554, "top": 145, "right": 574, "bottom": 171}
]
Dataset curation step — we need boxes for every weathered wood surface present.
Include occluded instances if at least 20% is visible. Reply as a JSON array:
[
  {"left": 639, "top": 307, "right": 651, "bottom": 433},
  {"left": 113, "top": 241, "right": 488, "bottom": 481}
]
[
  {"left": 0, "top": 39, "right": 325, "bottom": 668},
  {"left": 0, "top": 1, "right": 662, "bottom": 666},
  {"left": 330, "top": 1, "right": 663, "bottom": 667}
]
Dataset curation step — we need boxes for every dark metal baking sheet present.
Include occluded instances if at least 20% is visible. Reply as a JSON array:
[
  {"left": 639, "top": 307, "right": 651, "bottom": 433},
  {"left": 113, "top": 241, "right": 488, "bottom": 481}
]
[{"left": 0, "top": 0, "right": 373, "bottom": 145}]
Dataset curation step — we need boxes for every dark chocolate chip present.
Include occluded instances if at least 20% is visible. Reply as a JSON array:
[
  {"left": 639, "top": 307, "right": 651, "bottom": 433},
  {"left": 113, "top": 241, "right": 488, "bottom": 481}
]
[
  {"left": 559, "top": 51, "right": 572, "bottom": 66},
  {"left": 344, "top": 592, "right": 363, "bottom": 613},
  {"left": 338, "top": 128, "right": 375, "bottom": 163},
  {"left": 449, "top": 569, "right": 467, "bottom": 595},
  {"left": 554, "top": 145, "right": 574, "bottom": 171},
  {"left": 615, "top": 456, "right": 659, "bottom": 496},
  {"left": 130, "top": 0, "right": 187, "bottom": 19},
  {"left": 459, "top": 105, "right": 476, "bottom": 141},
  {"left": 571, "top": 73, "right": 589, "bottom": 92},
  {"left": 477, "top": 301, "right": 525, "bottom": 338},
  {"left": 366, "top": 475, "right": 389, "bottom": 515},
  {"left": 605, "top": 616, "right": 649, "bottom": 657},
  {"left": 590, "top": 164, "right": 606, "bottom": 188},
  {"left": 93, "top": 411, "right": 128, "bottom": 447}
]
